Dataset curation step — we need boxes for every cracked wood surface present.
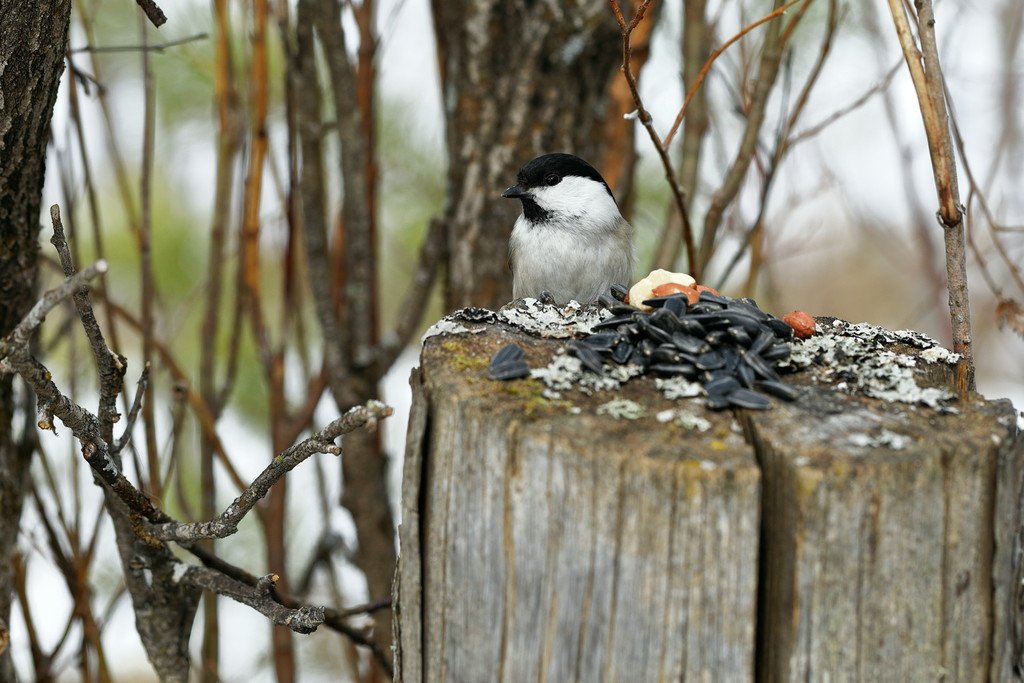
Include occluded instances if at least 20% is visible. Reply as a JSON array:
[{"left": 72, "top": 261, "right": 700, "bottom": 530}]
[{"left": 397, "top": 323, "right": 1022, "bottom": 681}]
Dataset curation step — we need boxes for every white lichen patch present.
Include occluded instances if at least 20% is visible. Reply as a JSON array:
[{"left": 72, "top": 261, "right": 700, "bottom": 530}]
[
  {"left": 656, "top": 408, "right": 711, "bottom": 431},
  {"left": 920, "top": 346, "right": 962, "bottom": 364},
  {"left": 423, "top": 307, "right": 499, "bottom": 341},
  {"left": 848, "top": 429, "right": 910, "bottom": 450},
  {"left": 499, "top": 298, "right": 610, "bottom": 337},
  {"left": 655, "top": 376, "right": 703, "bottom": 400},
  {"left": 783, "top": 319, "right": 957, "bottom": 410},
  {"left": 531, "top": 354, "right": 583, "bottom": 392},
  {"left": 597, "top": 399, "right": 646, "bottom": 420},
  {"left": 421, "top": 319, "right": 476, "bottom": 341},
  {"left": 530, "top": 350, "right": 642, "bottom": 395}
]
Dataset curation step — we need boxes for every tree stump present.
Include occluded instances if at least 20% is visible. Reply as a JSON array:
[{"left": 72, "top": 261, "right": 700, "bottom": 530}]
[{"left": 395, "top": 310, "right": 1023, "bottom": 682}]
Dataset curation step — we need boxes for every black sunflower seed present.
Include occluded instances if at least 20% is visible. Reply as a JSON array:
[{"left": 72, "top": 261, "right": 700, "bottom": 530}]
[
  {"left": 610, "top": 283, "right": 629, "bottom": 301},
  {"left": 583, "top": 332, "right": 619, "bottom": 350},
  {"left": 706, "top": 394, "right": 731, "bottom": 411},
  {"left": 698, "top": 291, "right": 731, "bottom": 306},
  {"left": 704, "top": 330, "right": 728, "bottom": 346},
  {"left": 637, "top": 318, "right": 673, "bottom": 345},
  {"left": 649, "top": 307, "right": 680, "bottom": 332},
  {"left": 727, "top": 388, "right": 772, "bottom": 410},
  {"left": 676, "top": 318, "right": 708, "bottom": 337},
  {"left": 741, "top": 350, "right": 781, "bottom": 382},
  {"left": 611, "top": 342, "right": 633, "bottom": 364},
  {"left": 755, "top": 380, "right": 799, "bottom": 401},
  {"left": 628, "top": 348, "right": 649, "bottom": 369},
  {"left": 488, "top": 344, "right": 528, "bottom": 380},
  {"left": 650, "top": 363, "right": 697, "bottom": 378},
  {"left": 665, "top": 297, "right": 687, "bottom": 317},
  {"left": 651, "top": 347, "right": 681, "bottom": 364},
  {"left": 672, "top": 332, "right": 708, "bottom": 355},
  {"left": 592, "top": 314, "right": 634, "bottom": 331},
  {"left": 569, "top": 342, "right": 605, "bottom": 375},
  {"left": 765, "top": 317, "right": 795, "bottom": 340},
  {"left": 762, "top": 342, "right": 791, "bottom": 361},
  {"left": 750, "top": 329, "right": 774, "bottom": 356},
  {"left": 696, "top": 350, "right": 725, "bottom": 370},
  {"left": 727, "top": 326, "right": 752, "bottom": 347},
  {"left": 490, "top": 344, "right": 524, "bottom": 366},
  {"left": 597, "top": 293, "right": 617, "bottom": 309},
  {"left": 727, "top": 299, "right": 770, "bottom": 322},
  {"left": 705, "top": 375, "right": 740, "bottom": 397},
  {"left": 737, "top": 363, "right": 756, "bottom": 388},
  {"left": 489, "top": 360, "right": 530, "bottom": 381}
]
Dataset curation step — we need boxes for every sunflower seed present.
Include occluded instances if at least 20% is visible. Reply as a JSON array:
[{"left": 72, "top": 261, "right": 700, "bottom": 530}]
[
  {"left": 727, "top": 388, "right": 772, "bottom": 410},
  {"left": 569, "top": 342, "right": 605, "bottom": 375},
  {"left": 756, "top": 380, "right": 800, "bottom": 401}
]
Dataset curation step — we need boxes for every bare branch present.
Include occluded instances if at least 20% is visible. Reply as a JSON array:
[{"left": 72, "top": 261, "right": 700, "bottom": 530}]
[
  {"left": 789, "top": 59, "right": 902, "bottom": 147},
  {"left": 185, "top": 543, "right": 394, "bottom": 674},
  {"left": 149, "top": 401, "right": 393, "bottom": 542},
  {"left": 609, "top": 0, "right": 697, "bottom": 274},
  {"left": 698, "top": 0, "right": 808, "bottom": 273},
  {"left": 885, "top": 0, "right": 974, "bottom": 393},
  {"left": 112, "top": 364, "right": 150, "bottom": 455},
  {"left": 173, "top": 565, "right": 324, "bottom": 633},
  {"left": 50, "top": 205, "right": 126, "bottom": 445},
  {"left": 70, "top": 33, "right": 207, "bottom": 53},
  {"left": 0, "top": 260, "right": 107, "bottom": 361},
  {"left": 664, "top": 0, "right": 802, "bottom": 147}
]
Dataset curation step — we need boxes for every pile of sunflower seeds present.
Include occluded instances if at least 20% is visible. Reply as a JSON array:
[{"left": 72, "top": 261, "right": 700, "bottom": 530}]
[{"left": 489, "top": 287, "right": 801, "bottom": 410}]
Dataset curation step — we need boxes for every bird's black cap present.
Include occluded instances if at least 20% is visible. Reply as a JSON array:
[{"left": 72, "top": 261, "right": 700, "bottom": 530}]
[{"left": 513, "top": 153, "right": 612, "bottom": 197}]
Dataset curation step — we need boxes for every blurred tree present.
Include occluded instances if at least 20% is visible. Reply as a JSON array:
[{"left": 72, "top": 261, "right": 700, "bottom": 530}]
[
  {"left": 432, "top": 0, "right": 621, "bottom": 309},
  {"left": 0, "top": 4, "right": 72, "bottom": 680}
]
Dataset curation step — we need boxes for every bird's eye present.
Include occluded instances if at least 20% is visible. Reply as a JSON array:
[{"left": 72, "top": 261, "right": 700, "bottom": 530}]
[{"left": 544, "top": 173, "right": 561, "bottom": 186}]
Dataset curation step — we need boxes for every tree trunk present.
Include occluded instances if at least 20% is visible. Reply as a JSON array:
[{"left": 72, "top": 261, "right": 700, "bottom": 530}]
[
  {"left": 396, "top": 315, "right": 1024, "bottom": 680},
  {"left": 431, "top": 0, "right": 620, "bottom": 310},
  {"left": 0, "top": 4, "right": 72, "bottom": 680}
]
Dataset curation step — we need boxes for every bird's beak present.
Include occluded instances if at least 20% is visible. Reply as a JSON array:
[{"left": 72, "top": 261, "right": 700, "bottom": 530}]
[{"left": 501, "top": 185, "right": 526, "bottom": 199}]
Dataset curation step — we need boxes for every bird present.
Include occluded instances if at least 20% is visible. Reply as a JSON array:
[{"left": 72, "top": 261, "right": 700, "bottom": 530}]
[{"left": 501, "top": 152, "right": 634, "bottom": 304}]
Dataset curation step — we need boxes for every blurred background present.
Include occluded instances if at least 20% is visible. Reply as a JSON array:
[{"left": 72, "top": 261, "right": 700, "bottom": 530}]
[{"left": 3, "top": 0, "right": 1022, "bottom": 680}]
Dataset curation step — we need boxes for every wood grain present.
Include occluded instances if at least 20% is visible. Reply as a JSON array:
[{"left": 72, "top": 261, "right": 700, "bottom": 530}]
[{"left": 396, "top": 324, "right": 1023, "bottom": 681}]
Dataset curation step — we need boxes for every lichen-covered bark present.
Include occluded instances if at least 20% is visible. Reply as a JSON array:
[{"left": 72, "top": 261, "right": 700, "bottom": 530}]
[
  {"left": 431, "top": 0, "right": 620, "bottom": 309},
  {"left": 399, "top": 321, "right": 1023, "bottom": 680},
  {"left": 0, "top": 3, "right": 72, "bottom": 680}
]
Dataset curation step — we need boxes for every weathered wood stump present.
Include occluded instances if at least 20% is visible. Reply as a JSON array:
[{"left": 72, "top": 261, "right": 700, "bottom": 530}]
[{"left": 395, "top": 308, "right": 1023, "bottom": 682}]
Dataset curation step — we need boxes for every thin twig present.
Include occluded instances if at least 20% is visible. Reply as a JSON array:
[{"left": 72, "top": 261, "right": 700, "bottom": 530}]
[
  {"left": 0, "top": 262, "right": 108, "bottom": 361},
  {"left": 788, "top": 58, "right": 902, "bottom": 146},
  {"left": 49, "top": 206, "right": 126, "bottom": 442},
  {"left": 697, "top": 0, "right": 808, "bottom": 275},
  {"left": 664, "top": 0, "right": 802, "bottom": 147},
  {"left": 112, "top": 365, "right": 150, "bottom": 455},
  {"left": 148, "top": 402, "right": 393, "bottom": 542},
  {"left": 609, "top": 0, "right": 697, "bottom": 274},
  {"left": 71, "top": 33, "right": 207, "bottom": 53},
  {"left": 138, "top": 14, "right": 162, "bottom": 496},
  {"left": 184, "top": 535, "right": 395, "bottom": 674},
  {"left": 173, "top": 565, "right": 324, "bottom": 633},
  {"left": 885, "top": 0, "right": 974, "bottom": 393}
]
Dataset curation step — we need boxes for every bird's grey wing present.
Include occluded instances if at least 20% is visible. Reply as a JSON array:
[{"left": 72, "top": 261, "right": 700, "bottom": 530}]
[{"left": 507, "top": 238, "right": 517, "bottom": 275}]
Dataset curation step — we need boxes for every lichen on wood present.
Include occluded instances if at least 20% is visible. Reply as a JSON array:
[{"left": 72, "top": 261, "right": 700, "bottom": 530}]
[{"left": 397, "top": 306, "right": 1023, "bottom": 681}]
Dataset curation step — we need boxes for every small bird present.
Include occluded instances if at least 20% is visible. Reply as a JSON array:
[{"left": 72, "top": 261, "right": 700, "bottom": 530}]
[{"left": 502, "top": 153, "right": 634, "bottom": 304}]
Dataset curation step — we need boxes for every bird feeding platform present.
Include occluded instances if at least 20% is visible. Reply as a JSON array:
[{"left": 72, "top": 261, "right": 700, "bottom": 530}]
[{"left": 393, "top": 300, "right": 1023, "bottom": 681}]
